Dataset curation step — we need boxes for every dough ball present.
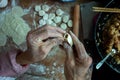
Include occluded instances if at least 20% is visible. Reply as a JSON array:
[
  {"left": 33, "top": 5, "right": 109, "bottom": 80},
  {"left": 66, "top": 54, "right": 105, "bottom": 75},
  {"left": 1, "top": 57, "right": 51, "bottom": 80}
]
[
  {"left": 48, "top": 13, "right": 55, "bottom": 20},
  {"left": 38, "top": 10, "right": 45, "bottom": 16},
  {"left": 42, "top": 5, "right": 50, "bottom": 12},
  {"left": 53, "top": 16, "right": 62, "bottom": 23},
  {"left": 60, "top": 23, "right": 67, "bottom": 30},
  {"left": 67, "top": 20, "right": 73, "bottom": 27},
  {"left": 43, "top": 13, "right": 48, "bottom": 20},
  {"left": 35, "top": 5, "right": 41, "bottom": 12},
  {"left": 56, "top": 9, "right": 64, "bottom": 16},
  {"left": 39, "top": 19, "right": 46, "bottom": 27},
  {"left": 0, "top": 0, "right": 8, "bottom": 8},
  {"left": 62, "top": 15, "right": 69, "bottom": 23},
  {"left": 50, "top": 23, "right": 57, "bottom": 27},
  {"left": 46, "top": 19, "right": 53, "bottom": 25}
]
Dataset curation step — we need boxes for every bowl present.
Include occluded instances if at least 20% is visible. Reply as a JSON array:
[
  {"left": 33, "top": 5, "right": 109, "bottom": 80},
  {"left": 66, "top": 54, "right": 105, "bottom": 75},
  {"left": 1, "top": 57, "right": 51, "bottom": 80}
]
[{"left": 94, "top": 0, "right": 120, "bottom": 73}]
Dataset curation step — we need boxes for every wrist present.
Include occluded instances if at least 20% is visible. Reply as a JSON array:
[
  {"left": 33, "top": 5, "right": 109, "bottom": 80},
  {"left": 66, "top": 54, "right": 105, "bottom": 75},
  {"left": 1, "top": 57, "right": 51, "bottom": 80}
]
[{"left": 16, "top": 50, "right": 32, "bottom": 65}]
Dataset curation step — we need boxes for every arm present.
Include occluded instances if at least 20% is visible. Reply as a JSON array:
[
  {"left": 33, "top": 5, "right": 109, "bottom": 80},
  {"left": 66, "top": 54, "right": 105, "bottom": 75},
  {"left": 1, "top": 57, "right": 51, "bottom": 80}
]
[{"left": 0, "top": 49, "right": 29, "bottom": 77}]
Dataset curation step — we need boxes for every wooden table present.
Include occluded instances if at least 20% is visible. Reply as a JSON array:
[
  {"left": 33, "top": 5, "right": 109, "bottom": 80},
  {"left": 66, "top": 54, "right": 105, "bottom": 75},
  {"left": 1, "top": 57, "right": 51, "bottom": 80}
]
[{"left": 0, "top": 0, "right": 92, "bottom": 79}]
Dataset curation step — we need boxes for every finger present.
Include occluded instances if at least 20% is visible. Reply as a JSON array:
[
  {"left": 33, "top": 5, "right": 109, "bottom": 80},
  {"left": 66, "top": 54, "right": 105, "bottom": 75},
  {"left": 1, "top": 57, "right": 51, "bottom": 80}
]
[
  {"left": 32, "top": 25, "right": 66, "bottom": 37},
  {"left": 27, "top": 30, "right": 65, "bottom": 47},
  {"left": 63, "top": 43, "right": 73, "bottom": 58},
  {"left": 46, "top": 25, "right": 66, "bottom": 34},
  {"left": 28, "top": 26, "right": 66, "bottom": 41},
  {"left": 41, "top": 37, "right": 64, "bottom": 54},
  {"left": 63, "top": 42, "right": 75, "bottom": 70},
  {"left": 69, "top": 31, "right": 88, "bottom": 59}
]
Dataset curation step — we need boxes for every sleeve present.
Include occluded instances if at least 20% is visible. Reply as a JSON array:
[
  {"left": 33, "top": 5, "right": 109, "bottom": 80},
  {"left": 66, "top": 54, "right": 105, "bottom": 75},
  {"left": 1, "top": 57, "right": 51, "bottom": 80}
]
[{"left": 0, "top": 49, "right": 29, "bottom": 77}]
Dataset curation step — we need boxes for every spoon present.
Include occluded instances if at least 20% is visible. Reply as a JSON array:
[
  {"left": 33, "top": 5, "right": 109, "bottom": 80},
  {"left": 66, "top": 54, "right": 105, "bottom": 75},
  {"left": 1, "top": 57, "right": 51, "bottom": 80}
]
[{"left": 96, "top": 49, "right": 116, "bottom": 69}]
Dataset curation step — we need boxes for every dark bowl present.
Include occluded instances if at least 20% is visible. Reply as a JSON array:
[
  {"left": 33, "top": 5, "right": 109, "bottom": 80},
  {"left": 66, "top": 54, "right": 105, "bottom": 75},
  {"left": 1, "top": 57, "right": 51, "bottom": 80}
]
[{"left": 94, "top": 0, "right": 120, "bottom": 73}]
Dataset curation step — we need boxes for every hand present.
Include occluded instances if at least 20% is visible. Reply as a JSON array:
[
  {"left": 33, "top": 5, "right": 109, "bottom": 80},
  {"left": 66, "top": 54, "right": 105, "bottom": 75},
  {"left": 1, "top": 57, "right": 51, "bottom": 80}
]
[
  {"left": 16, "top": 25, "right": 66, "bottom": 65},
  {"left": 63, "top": 31, "right": 92, "bottom": 80}
]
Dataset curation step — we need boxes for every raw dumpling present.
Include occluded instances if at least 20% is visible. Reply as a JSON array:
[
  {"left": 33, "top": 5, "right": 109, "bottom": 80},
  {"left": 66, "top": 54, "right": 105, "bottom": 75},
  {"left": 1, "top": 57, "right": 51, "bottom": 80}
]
[
  {"left": 46, "top": 19, "right": 53, "bottom": 25},
  {"left": 56, "top": 9, "right": 64, "bottom": 16},
  {"left": 39, "top": 19, "right": 46, "bottom": 27},
  {"left": 11, "top": 6, "right": 24, "bottom": 17},
  {"left": 43, "top": 13, "right": 48, "bottom": 20},
  {"left": 67, "top": 20, "right": 73, "bottom": 27},
  {"left": 48, "top": 13, "right": 55, "bottom": 20},
  {"left": 35, "top": 5, "right": 41, "bottom": 12},
  {"left": 60, "top": 23, "right": 67, "bottom": 30},
  {"left": 38, "top": 10, "right": 45, "bottom": 16},
  {"left": 62, "top": 15, "right": 69, "bottom": 23},
  {"left": 53, "top": 16, "right": 62, "bottom": 23},
  {"left": 42, "top": 5, "right": 50, "bottom": 12}
]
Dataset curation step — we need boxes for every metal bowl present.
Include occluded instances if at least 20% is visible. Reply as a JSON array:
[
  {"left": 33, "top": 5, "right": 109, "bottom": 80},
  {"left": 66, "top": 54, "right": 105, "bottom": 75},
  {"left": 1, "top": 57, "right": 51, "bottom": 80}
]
[{"left": 94, "top": 0, "right": 120, "bottom": 73}]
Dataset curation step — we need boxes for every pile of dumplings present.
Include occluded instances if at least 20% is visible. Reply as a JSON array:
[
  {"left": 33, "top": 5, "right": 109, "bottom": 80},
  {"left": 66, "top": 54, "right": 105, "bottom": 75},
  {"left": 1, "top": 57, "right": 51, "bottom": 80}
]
[{"left": 34, "top": 4, "right": 73, "bottom": 30}]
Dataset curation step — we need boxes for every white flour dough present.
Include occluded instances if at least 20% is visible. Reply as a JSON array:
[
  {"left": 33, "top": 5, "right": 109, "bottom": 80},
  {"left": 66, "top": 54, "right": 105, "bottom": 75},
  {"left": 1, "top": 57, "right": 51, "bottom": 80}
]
[
  {"left": 50, "top": 22, "right": 57, "bottom": 27},
  {"left": 38, "top": 10, "right": 45, "bottom": 16},
  {"left": 67, "top": 20, "right": 73, "bottom": 27},
  {"left": 53, "top": 16, "right": 62, "bottom": 23},
  {"left": 39, "top": 19, "right": 46, "bottom": 27},
  {"left": 0, "top": 0, "right": 8, "bottom": 8},
  {"left": 60, "top": 23, "right": 67, "bottom": 30},
  {"left": 43, "top": 13, "right": 48, "bottom": 20},
  {"left": 1, "top": 6, "right": 31, "bottom": 45},
  {"left": 63, "top": 15, "right": 69, "bottom": 23},
  {"left": 56, "top": 9, "right": 64, "bottom": 16},
  {"left": 46, "top": 19, "right": 53, "bottom": 25},
  {"left": 42, "top": 5, "right": 50, "bottom": 12},
  {"left": 48, "top": 13, "right": 55, "bottom": 20},
  {"left": 35, "top": 5, "right": 41, "bottom": 12}
]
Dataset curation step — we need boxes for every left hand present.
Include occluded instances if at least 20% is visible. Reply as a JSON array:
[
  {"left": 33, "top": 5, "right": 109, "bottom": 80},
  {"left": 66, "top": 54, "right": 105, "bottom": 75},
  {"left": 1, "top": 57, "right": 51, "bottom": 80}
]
[{"left": 16, "top": 25, "right": 66, "bottom": 65}]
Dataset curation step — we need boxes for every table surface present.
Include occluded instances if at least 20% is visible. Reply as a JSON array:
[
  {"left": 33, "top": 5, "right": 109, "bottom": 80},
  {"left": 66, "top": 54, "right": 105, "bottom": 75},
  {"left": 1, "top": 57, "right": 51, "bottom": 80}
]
[{"left": 0, "top": 0, "right": 120, "bottom": 80}]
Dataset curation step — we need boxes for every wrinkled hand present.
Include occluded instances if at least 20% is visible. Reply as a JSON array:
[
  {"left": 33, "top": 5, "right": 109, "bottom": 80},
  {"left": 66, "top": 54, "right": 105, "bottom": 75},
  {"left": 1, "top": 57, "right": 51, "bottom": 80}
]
[
  {"left": 63, "top": 31, "right": 92, "bottom": 80},
  {"left": 16, "top": 25, "right": 65, "bottom": 65}
]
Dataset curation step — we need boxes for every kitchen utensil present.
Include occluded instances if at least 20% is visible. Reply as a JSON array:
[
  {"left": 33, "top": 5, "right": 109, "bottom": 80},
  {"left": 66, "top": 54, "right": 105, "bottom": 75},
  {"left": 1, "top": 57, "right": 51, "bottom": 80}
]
[
  {"left": 93, "top": 7, "right": 120, "bottom": 13},
  {"left": 96, "top": 49, "right": 116, "bottom": 69}
]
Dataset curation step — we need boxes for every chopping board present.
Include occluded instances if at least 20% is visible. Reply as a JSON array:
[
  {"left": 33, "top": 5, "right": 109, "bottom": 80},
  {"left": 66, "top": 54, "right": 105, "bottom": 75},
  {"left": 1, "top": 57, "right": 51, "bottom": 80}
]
[{"left": 0, "top": 0, "right": 76, "bottom": 79}]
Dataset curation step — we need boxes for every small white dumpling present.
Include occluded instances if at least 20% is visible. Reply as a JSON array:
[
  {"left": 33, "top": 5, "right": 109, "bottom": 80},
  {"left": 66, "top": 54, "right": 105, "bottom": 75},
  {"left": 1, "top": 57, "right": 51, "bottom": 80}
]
[
  {"left": 43, "top": 13, "right": 48, "bottom": 20},
  {"left": 62, "top": 15, "right": 70, "bottom": 23},
  {"left": 46, "top": 19, "right": 53, "bottom": 25},
  {"left": 38, "top": 10, "right": 45, "bottom": 16},
  {"left": 35, "top": 5, "right": 41, "bottom": 12},
  {"left": 48, "top": 13, "right": 55, "bottom": 20},
  {"left": 39, "top": 19, "right": 46, "bottom": 27},
  {"left": 42, "top": 5, "right": 50, "bottom": 12},
  {"left": 56, "top": 9, "right": 64, "bottom": 16},
  {"left": 0, "top": 0, "right": 8, "bottom": 8},
  {"left": 60, "top": 23, "right": 67, "bottom": 30},
  {"left": 67, "top": 20, "right": 73, "bottom": 27},
  {"left": 50, "top": 22, "right": 57, "bottom": 27},
  {"left": 53, "top": 16, "right": 62, "bottom": 23}
]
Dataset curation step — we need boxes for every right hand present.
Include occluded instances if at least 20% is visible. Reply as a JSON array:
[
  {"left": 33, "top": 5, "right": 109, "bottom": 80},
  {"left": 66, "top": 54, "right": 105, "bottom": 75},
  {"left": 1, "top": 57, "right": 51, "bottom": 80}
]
[{"left": 63, "top": 31, "right": 92, "bottom": 80}]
